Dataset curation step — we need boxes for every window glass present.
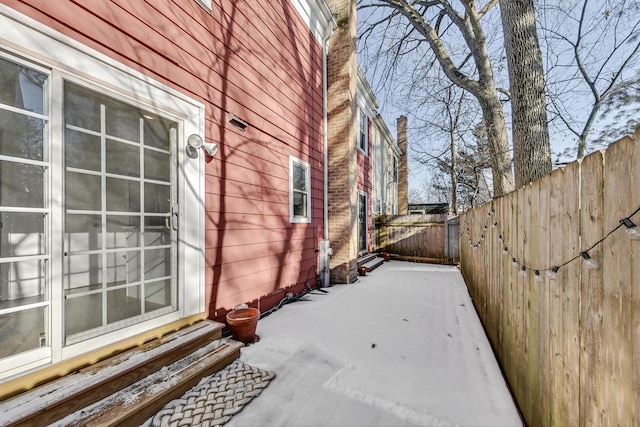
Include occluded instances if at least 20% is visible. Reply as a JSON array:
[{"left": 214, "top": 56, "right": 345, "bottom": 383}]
[
  {"left": 358, "top": 110, "right": 367, "bottom": 152},
  {"left": 106, "top": 177, "right": 140, "bottom": 212},
  {"left": 65, "top": 129, "right": 101, "bottom": 171},
  {"left": 290, "top": 157, "right": 310, "bottom": 223},
  {"left": 0, "top": 57, "right": 46, "bottom": 114},
  {"left": 64, "top": 84, "right": 102, "bottom": 132},
  {"left": 1, "top": 162, "right": 46, "bottom": 208},
  {"left": 107, "top": 139, "right": 140, "bottom": 177},
  {"left": 0, "top": 110, "right": 45, "bottom": 161}
]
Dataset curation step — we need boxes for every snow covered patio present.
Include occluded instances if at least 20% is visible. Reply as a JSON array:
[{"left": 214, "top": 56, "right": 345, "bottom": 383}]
[{"left": 227, "top": 262, "right": 523, "bottom": 427}]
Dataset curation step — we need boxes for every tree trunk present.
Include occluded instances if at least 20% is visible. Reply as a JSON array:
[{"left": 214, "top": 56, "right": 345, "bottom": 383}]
[
  {"left": 500, "top": 0, "right": 552, "bottom": 186},
  {"left": 478, "top": 94, "right": 514, "bottom": 197},
  {"left": 450, "top": 127, "right": 458, "bottom": 214}
]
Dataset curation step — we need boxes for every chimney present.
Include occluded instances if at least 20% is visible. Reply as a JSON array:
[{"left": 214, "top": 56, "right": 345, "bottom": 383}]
[{"left": 397, "top": 115, "right": 408, "bottom": 214}]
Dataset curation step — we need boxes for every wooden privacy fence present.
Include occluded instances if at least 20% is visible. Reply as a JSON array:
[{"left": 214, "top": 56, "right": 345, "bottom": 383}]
[
  {"left": 459, "top": 131, "right": 640, "bottom": 427},
  {"left": 375, "top": 214, "right": 458, "bottom": 263}
]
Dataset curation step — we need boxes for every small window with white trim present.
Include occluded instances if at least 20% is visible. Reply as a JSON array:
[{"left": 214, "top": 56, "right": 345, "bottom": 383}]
[
  {"left": 358, "top": 109, "right": 368, "bottom": 155},
  {"left": 289, "top": 156, "right": 311, "bottom": 223}
]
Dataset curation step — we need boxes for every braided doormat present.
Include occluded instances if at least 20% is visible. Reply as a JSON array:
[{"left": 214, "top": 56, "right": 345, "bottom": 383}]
[{"left": 144, "top": 360, "right": 275, "bottom": 427}]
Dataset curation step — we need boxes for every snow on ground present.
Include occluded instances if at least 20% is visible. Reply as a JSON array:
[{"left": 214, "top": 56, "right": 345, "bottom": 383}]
[{"left": 227, "top": 262, "right": 523, "bottom": 427}]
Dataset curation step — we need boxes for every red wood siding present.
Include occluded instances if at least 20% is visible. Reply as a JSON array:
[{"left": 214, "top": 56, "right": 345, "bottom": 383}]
[{"left": 9, "top": 0, "right": 326, "bottom": 316}]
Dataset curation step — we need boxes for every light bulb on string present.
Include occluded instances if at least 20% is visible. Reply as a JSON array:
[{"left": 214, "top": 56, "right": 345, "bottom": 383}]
[
  {"left": 492, "top": 222, "right": 498, "bottom": 229},
  {"left": 581, "top": 251, "right": 599, "bottom": 270},
  {"left": 519, "top": 266, "right": 527, "bottom": 276},
  {"left": 546, "top": 266, "right": 559, "bottom": 280},
  {"left": 512, "top": 257, "right": 518, "bottom": 267},
  {"left": 502, "top": 246, "right": 509, "bottom": 256},
  {"left": 620, "top": 218, "right": 640, "bottom": 240},
  {"left": 534, "top": 270, "right": 542, "bottom": 282}
]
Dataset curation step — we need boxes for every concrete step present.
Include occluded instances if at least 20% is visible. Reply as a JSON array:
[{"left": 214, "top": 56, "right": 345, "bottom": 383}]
[{"left": 0, "top": 320, "right": 241, "bottom": 427}]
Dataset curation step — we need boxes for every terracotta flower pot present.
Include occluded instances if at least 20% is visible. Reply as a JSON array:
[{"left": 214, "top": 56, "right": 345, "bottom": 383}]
[
  {"left": 226, "top": 307, "right": 260, "bottom": 344},
  {"left": 382, "top": 252, "right": 391, "bottom": 261}
]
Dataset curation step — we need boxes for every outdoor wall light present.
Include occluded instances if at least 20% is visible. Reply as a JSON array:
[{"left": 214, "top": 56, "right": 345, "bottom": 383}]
[{"left": 187, "top": 134, "right": 218, "bottom": 157}]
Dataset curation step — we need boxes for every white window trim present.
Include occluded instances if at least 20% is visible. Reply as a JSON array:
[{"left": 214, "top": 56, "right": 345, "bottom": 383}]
[
  {"left": 0, "top": 7, "right": 206, "bottom": 377},
  {"left": 289, "top": 156, "right": 311, "bottom": 224}
]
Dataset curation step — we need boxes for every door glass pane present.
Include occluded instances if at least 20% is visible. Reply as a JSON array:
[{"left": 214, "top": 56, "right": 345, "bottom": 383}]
[
  {"left": 144, "top": 116, "right": 172, "bottom": 151},
  {"left": 106, "top": 102, "right": 140, "bottom": 142},
  {"left": 106, "top": 178, "right": 140, "bottom": 212},
  {"left": 0, "top": 260, "right": 46, "bottom": 306},
  {"left": 64, "top": 253, "right": 102, "bottom": 294},
  {"left": 0, "top": 57, "right": 46, "bottom": 114},
  {"left": 145, "top": 279, "right": 171, "bottom": 312},
  {"left": 65, "top": 129, "right": 101, "bottom": 171},
  {"left": 144, "top": 149, "right": 170, "bottom": 181},
  {"left": 145, "top": 248, "right": 171, "bottom": 280},
  {"left": 0, "top": 162, "right": 45, "bottom": 208},
  {"left": 106, "top": 216, "right": 140, "bottom": 249},
  {"left": 144, "top": 183, "right": 170, "bottom": 213},
  {"left": 0, "top": 213, "right": 45, "bottom": 257},
  {"left": 106, "top": 250, "right": 140, "bottom": 287},
  {"left": 65, "top": 214, "right": 101, "bottom": 252},
  {"left": 0, "top": 110, "right": 45, "bottom": 161},
  {"left": 107, "top": 287, "right": 141, "bottom": 324},
  {"left": 65, "top": 293, "right": 102, "bottom": 336},
  {"left": 65, "top": 83, "right": 104, "bottom": 132},
  {"left": 106, "top": 139, "right": 139, "bottom": 177},
  {"left": 0, "top": 306, "right": 46, "bottom": 359},
  {"left": 66, "top": 171, "right": 101, "bottom": 211},
  {"left": 144, "top": 217, "right": 170, "bottom": 246}
]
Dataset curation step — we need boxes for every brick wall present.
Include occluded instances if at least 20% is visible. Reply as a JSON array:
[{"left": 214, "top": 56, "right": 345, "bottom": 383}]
[
  {"left": 397, "top": 115, "right": 408, "bottom": 215},
  {"left": 326, "top": 0, "right": 358, "bottom": 283}
]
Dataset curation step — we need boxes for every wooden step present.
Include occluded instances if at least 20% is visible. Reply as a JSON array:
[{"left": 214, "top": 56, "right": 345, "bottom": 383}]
[
  {"left": 357, "top": 253, "right": 378, "bottom": 266},
  {"left": 361, "top": 256, "right": 384, "bottom": 273},
  {"left": 0, "top": 320, "right": 235, "bottom": 426},
  {"left": 55, "top": 338, "right": 243, "bottom": 426}
]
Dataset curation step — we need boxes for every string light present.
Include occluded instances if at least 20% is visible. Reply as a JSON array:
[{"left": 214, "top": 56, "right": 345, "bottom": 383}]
[
  {"left": 580, "top": 251, "right": 599, "bottom": 270},
  {"left": 621, "top": 218, "right": 640, "bottom": 240},
  {"left": 534, "top": 270, "right": 542, "bottom": 282},
  {"left": 461, "top": 202, "right": 640, "bottom": 279},
  {"left": 546, "top": 266, "right": 559, "bottom": 280}
]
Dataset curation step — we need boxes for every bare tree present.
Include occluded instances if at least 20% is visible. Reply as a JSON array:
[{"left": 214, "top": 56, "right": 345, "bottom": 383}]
[
  {"left": 358, "top": 0, "right": 515, "bottom": 196},
  {"left": 541, "top": 0, "right": 640, "bottom": 159},
  {"left": 500, "top": 0, "right": 552, "bottom": 185},
  {"left": 411, "top": 82, "right": 474, "bottom": 213}
]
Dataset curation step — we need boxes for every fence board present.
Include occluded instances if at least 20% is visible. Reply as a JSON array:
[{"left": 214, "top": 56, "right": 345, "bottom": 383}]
[
  {"left": 459, "top": 132, "right": 639, "bottom": 426},
  {"left": 603, "top": 138, "right": 634, "bottom": 426},
  {"left": 580, "top": 151, "right": 605, "bottom": 427},
  {"left": 548, "top": 166, "right": 567, "bottom": 425},
  {"left": 633, "top": 130, "right": 640, "bottom": 427},
  {"left": 537, "top": 170, "right": 551, "bottom": 427}
]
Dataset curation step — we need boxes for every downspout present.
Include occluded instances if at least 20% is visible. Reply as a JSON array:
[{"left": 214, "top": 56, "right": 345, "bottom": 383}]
[
  {"left": 323, "top": 32, "right": 330, "bottom": 243},
  {"left": 319, "top": 18, "right": 334, "bottom": 287}
]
